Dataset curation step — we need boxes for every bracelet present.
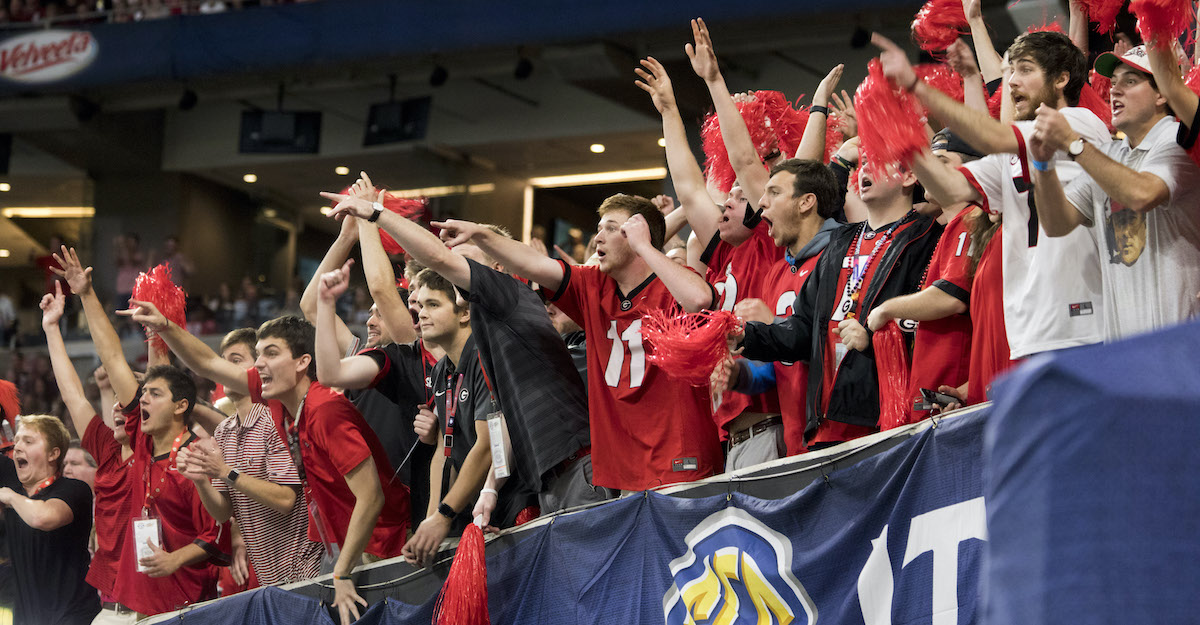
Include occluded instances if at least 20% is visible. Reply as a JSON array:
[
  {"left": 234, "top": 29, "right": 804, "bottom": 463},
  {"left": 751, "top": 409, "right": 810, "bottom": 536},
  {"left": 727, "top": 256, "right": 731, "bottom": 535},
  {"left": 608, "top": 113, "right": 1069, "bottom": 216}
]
[
  {"left": 334, "top": 574, "right": 352, "bottom": 580},
  {"left": 810, "top": 104, "right": 829, "bottom": 116},
  {"left": 1031, "top": 158, "right": 1055, "bottom": 172},
  {"left": 480, "top": 488, "right": 498, "bottom": 497},
  {"left": 437, "top": 502, "right": 457, "bottom": 520}
]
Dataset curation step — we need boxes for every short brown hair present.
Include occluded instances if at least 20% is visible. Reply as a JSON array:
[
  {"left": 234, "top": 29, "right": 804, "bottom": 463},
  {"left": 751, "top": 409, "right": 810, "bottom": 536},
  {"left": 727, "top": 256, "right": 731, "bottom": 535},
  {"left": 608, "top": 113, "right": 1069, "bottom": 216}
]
[
  {"left": 415, "top": 268, "right": 465, "bottom": 313},
  {"left": 219, "top": 328, "right": 257, "bottom": 360},
  {"left": 18, "top": 415, "right": 71, "bottom": 475},
  {"left": 257, "top": 316, "right": 317, "bottom": 379},
  {"left": 768, "top": 159, "right": 840, "bottom": 220},
  {"left": 1006, "top": 30, "right": 1087, "bottom": 106},
  {"left": 597, "top": 194, "right": 666, "bottom": 250}
]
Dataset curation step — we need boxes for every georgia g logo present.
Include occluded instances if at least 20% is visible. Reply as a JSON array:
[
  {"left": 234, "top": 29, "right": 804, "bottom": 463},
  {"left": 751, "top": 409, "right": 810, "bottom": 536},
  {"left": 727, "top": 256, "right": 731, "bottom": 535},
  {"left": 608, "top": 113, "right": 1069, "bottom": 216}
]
[{"left": 663, "top": 508, "right": 817, "bottom": 625}]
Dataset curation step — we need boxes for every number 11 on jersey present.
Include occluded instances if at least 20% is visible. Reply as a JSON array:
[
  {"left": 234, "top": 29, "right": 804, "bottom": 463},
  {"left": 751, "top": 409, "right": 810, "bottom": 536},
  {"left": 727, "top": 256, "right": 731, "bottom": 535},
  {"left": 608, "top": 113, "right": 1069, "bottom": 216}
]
[{"left": 605, "top": 319, "right": 645, "bottom": 388}]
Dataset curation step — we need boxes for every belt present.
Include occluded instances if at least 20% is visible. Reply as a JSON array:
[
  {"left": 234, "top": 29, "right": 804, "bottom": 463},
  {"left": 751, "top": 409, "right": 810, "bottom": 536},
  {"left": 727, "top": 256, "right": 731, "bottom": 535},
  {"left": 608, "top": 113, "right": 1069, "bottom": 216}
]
[
  {"left": 729, "top": 415, "right": 782, "bottom": 447},
  {"left": 551, "top": 446, "right": 591, "bottom": 477},
  {"left": 101, "top": 602, "right": 135, "bottom": 614}
]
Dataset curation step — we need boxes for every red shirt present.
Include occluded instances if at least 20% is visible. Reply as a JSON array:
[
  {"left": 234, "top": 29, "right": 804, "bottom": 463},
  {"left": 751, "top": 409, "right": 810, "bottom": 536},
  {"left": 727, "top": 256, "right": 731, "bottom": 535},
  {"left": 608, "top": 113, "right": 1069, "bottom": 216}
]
[
  {"left": 247, "top": 370, "right": 409, "bottom": 558},
  {"left": 81, "top": 415, "right": 134, "bottom": 597},
  {"left": 908, "top": 208, "right": 975, "bottom": 419},
  {"left": 815, "top": 220, "right": 918, "bottom": 444},
  {"left": 546, "top": 262, "right": 722, "bottom": 491},
  {"left": 968, "top": 228, "right": 1014, "bottom": 404},
  {"left": 704, "top": 224, "right": 785, "bottom": 429},
  {"left": 759, "top": 253, "right": 821, "bottom": 454},
  {"left": 112, "top": 401, "right": 228, "bottom": 616}
]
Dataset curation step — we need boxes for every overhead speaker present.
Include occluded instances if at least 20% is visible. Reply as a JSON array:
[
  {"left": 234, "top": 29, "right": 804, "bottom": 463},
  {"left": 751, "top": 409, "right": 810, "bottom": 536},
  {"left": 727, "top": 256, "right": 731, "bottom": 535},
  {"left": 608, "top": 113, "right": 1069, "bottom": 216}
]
[
  {"left": 363, "top": 96, "right": 431, "bottom": 147},
  {"left": 239, "top": 110, "right": 322, "bottom": 154}
]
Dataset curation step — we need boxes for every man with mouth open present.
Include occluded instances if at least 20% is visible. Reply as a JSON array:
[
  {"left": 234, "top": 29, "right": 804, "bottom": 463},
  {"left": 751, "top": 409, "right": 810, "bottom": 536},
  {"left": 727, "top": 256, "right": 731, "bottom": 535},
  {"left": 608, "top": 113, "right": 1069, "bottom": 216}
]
[
  {"left": 120, "top": 305, "right": 409, "bottom": 625},
  {"left": 1026, "top": 44, "right": 1200, "bottom": 340},
  {"left": 732, "top": 157, "right": 941, "bottom": 449},
  {"left": 0, "top": 414, "right": 99, "bottom": 625},
  {"left": 429, "top": 194, "right": 723, "bottom": 493},
  {"left": 54, "top": 246, "right": 228, "bottom": 621},
  {"left": 875, "top": 30, "right": 1111, "bottom": 362}
]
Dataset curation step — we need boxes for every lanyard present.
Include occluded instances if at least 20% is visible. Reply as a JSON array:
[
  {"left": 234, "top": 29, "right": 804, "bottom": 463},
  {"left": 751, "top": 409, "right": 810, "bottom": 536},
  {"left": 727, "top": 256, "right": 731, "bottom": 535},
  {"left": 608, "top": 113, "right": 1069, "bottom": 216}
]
[
  {"left": 30, "top": 475, "right": 57, "bottom": 497},
  {"left": 476, "top": 352, "right": 498, "bottom": 410},
  {"left": 143, "top": 430, "right": 188, "bottom": 514},
  {"left": 283, "top": 391, "right": 310, "bottom": 483},
  {"left": 443, "top": 373, "right": 465, "bottom": 458},
  {"left": 843, "top": 211, "right": 912, "bottom": 318}
]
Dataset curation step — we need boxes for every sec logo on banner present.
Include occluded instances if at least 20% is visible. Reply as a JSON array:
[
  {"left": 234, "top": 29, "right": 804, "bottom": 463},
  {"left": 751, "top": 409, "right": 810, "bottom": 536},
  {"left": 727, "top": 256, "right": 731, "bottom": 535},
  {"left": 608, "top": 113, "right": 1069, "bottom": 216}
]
[{"left": 662, "top": 508, "right": 817, "bottom": 625}]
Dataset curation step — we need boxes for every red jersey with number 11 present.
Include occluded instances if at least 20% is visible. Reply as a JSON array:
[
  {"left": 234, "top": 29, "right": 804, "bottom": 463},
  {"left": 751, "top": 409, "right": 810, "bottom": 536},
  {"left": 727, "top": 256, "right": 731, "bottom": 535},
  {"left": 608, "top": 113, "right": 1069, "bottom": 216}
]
[{"left": 545, "top": 261, "right": 721, "bottom": 491}]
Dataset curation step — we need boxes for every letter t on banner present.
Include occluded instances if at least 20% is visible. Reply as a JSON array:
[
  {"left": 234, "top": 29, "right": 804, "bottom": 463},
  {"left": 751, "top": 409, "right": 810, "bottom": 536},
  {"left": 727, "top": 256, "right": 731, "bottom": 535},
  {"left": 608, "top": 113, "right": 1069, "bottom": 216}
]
[{"left": 902, "top": 497, "right": 988, "bottom": 625}]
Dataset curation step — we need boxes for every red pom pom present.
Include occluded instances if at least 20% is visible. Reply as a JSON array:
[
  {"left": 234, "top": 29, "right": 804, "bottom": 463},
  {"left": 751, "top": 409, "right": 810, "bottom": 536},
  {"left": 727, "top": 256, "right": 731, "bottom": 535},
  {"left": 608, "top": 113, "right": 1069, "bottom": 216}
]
[
  {"left": 873, "top": 322, "right": 912, "bottom": 430},
  {"left": 913, "top": 63, "right": 965, "bottom": 102},
  {"left": 1082, "top": 71, "right": 1115, "bottom": 133},
  {"left": 434, "top": 523, "right": 490, "bottom": 625},
  {"left": 0, "top": 379, "right": 19, "bottom": 434},
  {"left": 987, "top": 86, "right": 1004, "bottom": 119},
  {"left": 1027, "top": 19, "right": 1066, "bottom": 33},
  {"left": 1076, "top": 0, "right": 1126, "bottom": 33},
  {"left": 855, "top": 59, "right": 929, "bottom": 173},
  {"left": 1131, "top": 0, "right": 1193, "bottom": 45},
  {"left": 701, "top": 91, "right": 809, "bottom": 194},
  {"left": 642, "top": 310, "right": 741, "bottom": 387},
  {"left": 911, "top": 0, "right": 969, "bottom": 53},
  {"left": 513, "top": 506, "right": 540, "bottom": 526},
  {"left": 132, "top": 264, "right": 187, "bottom": 353},
  {"left": 331, "top": 187, "right": 428, "bottom": 255}
]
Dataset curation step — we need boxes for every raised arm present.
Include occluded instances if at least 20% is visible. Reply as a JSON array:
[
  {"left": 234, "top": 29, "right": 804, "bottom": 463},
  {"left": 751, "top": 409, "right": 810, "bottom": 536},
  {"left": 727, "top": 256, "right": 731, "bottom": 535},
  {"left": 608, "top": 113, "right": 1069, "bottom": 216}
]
[
  {"left": 432, "top": 219, "right": 566, "bottom": 292},
  {"left": 119, "top": 301, "right": 250, "bottom": 396},
  {"left": 624, "top": 214, "right": 715, "bottom": 312},
  {"left": 947, "top": 39, "right": 989, "bottom": 113},
  {"left": 636, "top": 56, "right": 723, "bottom": 246},
  {"left": 300, "top": 213, "right": 359, "bottom": 356},
  {"left": 964, "top": 0, "right": 1003, "bottom": 82},
  {"left": 911, "top": 149, "right": 984, "bottom": 208},
  {"left": 875, "top": 33, "right": 1017, "bottom": 155},
  {"left": 315, "top": 260, "right": 386, "bottom": 389},
  {"left": 358, "top": 222, "right": 418, "bottom": 346},
  {"left": 51, "top": 246, "right": 139, "bottom": 406},
  {"left": 41, "top": 285, "right": 94, "bottom": 436},
  {"left": 796, "top": 64, "right": 844, "bottom": 160},
  {"left": 1147, "top": 40, "right": 1199, "bottom": 131},
  {"left": 688, "top": 18, "right": 770, "bottom": 201},
  {"left": 1068, "top": 0, "right": 1088, "bottom": 58}
]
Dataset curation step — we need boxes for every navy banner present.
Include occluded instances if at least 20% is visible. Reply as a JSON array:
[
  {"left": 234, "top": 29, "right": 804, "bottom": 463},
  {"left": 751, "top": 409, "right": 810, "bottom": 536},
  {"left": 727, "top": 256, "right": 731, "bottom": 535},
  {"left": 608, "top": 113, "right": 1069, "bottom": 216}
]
[{"left": 157, "top": 408, "right": 990, "bottom": 625}]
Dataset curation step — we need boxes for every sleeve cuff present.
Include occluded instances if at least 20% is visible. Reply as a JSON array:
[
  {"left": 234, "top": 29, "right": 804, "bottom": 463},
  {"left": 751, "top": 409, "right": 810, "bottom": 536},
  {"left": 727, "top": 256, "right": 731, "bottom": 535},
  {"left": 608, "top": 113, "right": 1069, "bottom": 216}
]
[
  {"left": 933, "top": 278, "right": 971, "bottom": 307},
  {"left": 193, "top": 539, "right": 231, "bottom": 567}
]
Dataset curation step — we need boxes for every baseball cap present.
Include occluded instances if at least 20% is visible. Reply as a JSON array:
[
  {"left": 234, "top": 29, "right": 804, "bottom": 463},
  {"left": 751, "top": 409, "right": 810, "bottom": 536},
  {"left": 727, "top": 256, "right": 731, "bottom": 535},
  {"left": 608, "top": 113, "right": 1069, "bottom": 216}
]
[
  {"left": 931, "top": 128, "right": 984, "bottom": 159},
  {"left": 1095, "top": 45, "right": 1151, "bottom": 78}
]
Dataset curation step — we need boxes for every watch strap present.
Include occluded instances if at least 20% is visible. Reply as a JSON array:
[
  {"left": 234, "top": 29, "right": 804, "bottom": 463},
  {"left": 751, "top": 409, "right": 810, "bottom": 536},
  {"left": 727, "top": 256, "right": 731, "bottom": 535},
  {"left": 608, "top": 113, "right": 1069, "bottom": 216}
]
[
  {"left": 226, "top": 468, "right": 241, "bottom": 484},
  {"left": 437, "top": 502, "right": 457, "bottom": 520},
  {"left": 367, "top": 201, "right": 384, "bottom": 223}
]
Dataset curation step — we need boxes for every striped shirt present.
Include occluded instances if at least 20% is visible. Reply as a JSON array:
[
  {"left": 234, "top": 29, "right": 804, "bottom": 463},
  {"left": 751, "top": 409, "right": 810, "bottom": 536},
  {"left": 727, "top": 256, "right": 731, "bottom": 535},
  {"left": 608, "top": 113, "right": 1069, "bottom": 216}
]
[{"left": 212, "top": 403, "right": 322, "bottom": 585}]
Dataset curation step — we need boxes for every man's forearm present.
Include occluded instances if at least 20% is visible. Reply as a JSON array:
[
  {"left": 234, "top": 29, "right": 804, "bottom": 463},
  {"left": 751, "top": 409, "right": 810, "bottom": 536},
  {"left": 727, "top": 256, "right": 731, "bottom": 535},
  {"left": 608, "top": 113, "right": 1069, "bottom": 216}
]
[
  {"left": 191, "top": 481, "right": 233, "bottom": 524},
  {"left": 316, "top": 297, "right": 349, "bottom": 387},
  {"left": 374, "top": 211, "right": 470, "bottom": 289},
  {"left": 78, "top": 290, "right": 139, "bottom": 405},
  {"left": 44, "top": 325, "right": 93, "bottom": 434},
  {"left": 301, "top": 234, "right": 356, "bottom": 322},
  {"left": 875, "top": 287, "right": 966, "bottom": 323},
  {"left": 662, "top": 107, "right": 721, "bottom": 245},
  {"left": 914, "top": 81, "right": 1015, "bottom": 155},
  {"left": 171, "top": 542, "right": 210, "bottom": 569},
  {"left": 706, "top": 75, "right": 769, "bottom": 199},
  {"left": 230, "top": 475, "right": 298, "bottom": 517},
  {"left": 357, "top": 220, "right": 417, "bottom": 345},
  {"left": 1031, "top": 169, "right": 1087, "bottom": 236},
  {"left": 472, "top": 230, "right": 564, "bottom": 292},
  {"left": 159, "top": 322, "right": 249, "bottom": 395},
  {"left": 639, "top": 247, "right": 714, "bottom": 313},
  {"left": 912, "top": 151, "right": 982, "bottom": 207},
  {"left": 441, "top": 440, "right": 492, "bottom": 515},
  {"left": 7, "top": 496, "right": 72, "bottom": 531},
  {"left": 1076, "top": 144, "right": 1170, "bottom": 212}
]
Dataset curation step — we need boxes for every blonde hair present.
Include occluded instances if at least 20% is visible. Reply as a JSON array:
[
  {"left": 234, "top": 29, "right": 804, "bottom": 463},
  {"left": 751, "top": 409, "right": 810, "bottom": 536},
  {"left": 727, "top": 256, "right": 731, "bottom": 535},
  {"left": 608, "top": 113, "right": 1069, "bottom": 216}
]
[{"left": 17, "top": 414, "right": 71, "bottom": 475}]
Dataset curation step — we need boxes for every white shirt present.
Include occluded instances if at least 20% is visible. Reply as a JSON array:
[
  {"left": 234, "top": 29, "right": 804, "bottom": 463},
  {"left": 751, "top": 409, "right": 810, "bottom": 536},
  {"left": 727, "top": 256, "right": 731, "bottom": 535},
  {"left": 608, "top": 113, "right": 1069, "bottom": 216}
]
[
  {"left": 962, "top": 107, "right": 1112, "bottom": 358},
  {"left": 1064, "top": 115, "right": 1200, "bottom": 339}
]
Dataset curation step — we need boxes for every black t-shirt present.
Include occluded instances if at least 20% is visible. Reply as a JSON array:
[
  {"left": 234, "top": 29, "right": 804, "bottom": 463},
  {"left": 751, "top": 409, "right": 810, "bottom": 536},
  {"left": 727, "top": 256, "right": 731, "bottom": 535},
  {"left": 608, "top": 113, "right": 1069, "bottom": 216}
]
[
  {"left": 0, "top": 455, "right": 99, "bottom": 625},
  {"left": 346, "top": 340, "right": 430, "bottom": 476},
  {"left": 430, "top": 335, "right": 534, "bottom": 529},
  {"left": 460, "top": 259, "right": 591, "bottom": 490}
]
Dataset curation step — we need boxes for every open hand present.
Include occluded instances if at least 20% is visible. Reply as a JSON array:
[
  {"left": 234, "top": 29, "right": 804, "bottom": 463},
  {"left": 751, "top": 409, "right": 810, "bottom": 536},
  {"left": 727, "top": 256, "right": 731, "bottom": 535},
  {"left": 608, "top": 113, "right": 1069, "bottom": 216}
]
[
  {"left": 634, "top": 56, "right": 678, "bottom": 114},
  {"left": 50, "top": 246, "right": 93, "bottom": 295},
  {"left": 685, "top": 18, "right": 721, "bottom": 82}
]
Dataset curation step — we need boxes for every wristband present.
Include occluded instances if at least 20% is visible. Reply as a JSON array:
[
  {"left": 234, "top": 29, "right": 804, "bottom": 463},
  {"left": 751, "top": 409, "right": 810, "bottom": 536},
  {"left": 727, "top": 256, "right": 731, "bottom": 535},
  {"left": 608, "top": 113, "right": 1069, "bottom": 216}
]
[
  {"left": 810, "top": 105, "right": 829, "bottom": 116},
  {"left": 334, "top": 574, "right": 352, "bottom": 581},
  {"left": 1031, "top": 158, "right": 1055, "bottom": 172},
  {"left": 480, "top": 488, "right": 498, "bottom": 497},
  {"left": 437, "top": 502, "right": 457, "bottom": 520},
  {"left": 367, "top": 201, "right": 384, "bottom": 223}
]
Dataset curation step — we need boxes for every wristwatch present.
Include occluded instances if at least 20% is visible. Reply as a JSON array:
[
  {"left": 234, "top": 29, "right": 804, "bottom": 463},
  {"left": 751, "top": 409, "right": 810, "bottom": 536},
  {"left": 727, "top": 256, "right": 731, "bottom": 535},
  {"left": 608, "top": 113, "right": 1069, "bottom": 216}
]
[
  {"left": 436, "top": 502, "right": 457, "bottom": 520},
  {"left": 367, "top": 201, "right": 384, "bottom": 223},
  {"left": 1067, "top": 138, "right": 1085, "bottom": 160},
  {"left": 226, "top": 468, "right": 241, "bottom": 484}
]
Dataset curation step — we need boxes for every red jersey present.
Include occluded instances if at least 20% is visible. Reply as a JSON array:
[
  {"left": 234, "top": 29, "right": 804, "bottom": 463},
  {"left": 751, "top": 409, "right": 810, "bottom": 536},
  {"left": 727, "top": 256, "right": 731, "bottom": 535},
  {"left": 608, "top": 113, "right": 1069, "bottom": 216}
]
[
  {"left": 968, "top": 228, "right": 1014, "bottom": 405},
  {"left": 247, "top": 370, "right": 409, "bottom": 558},
  {"left": 113, "top": 401, "right": 228, "bottom": 616},
  {"left": 703, "top": 224, "right": 785, "bottom": 428},
  {"left": 907, "top": 208, "right": 975, "bottom": 420},
  {"left": 759, "top": 252, "right": 821, "bottom": 455},
  {"left": 815, "top": 220, "right": 920, "bottom": 444},
  {"left": 80, "top": 415, "right": 134, "bottom": 597},
  {"left": 546, "top": 262, "right": 722, "bottom": 491}
]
